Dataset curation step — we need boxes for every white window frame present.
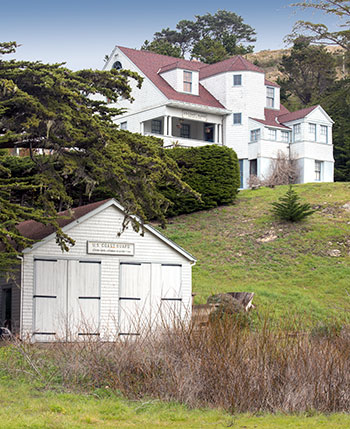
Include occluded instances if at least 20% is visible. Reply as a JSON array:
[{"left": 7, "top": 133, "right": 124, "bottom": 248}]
[
  {"left": 309, "top": 123, "right": 316, "bottom": 141},
  {"left": 267, "top": 128, "right": 277, "bottom": 141},
  {"left": 183, "top": 70, "right": 192, "bottom": 93},
  {"left": 320, "top": 125, "right": 328, "bottom": 143},
  {"left": 293, "top": 123, "right": 301, "bottom": 142},
  {"left": 233, "top": 74, "right": 242, "bottom": 86},
  {"left": 250, "top": 129, "right": 260, "bottom": 142},
  {"left": 120, "top": 121, "right": 127, "bottom": 130},
  {"left": 266, "top": 87, "right": 275, "bottom": 108},
  {"left": 315, "top": 160, "right": 322, "bottom": 181},
  {"left": 281, "top": 130, "right": 290, "bottom": 143},
  {"left": 233, "top": 113, "right": 242, "bottom": 125}
]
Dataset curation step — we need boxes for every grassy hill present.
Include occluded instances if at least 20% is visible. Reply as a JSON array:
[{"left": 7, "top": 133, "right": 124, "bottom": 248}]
[{"left": 160, "top": 182, "right": 350, "bottom": 324}]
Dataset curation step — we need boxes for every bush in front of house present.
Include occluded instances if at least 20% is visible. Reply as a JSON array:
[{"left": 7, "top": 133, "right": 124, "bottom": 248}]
[{"left": 161, "top": 145, "right": 240, "bottom": 216}]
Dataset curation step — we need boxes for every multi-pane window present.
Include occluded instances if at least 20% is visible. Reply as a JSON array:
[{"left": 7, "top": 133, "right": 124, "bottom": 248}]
[
  {"left": 266, "top": 87, "right": 275, "bottom": 108},
  {"left": 293, "top": 123, "right": 301, "bottom": 141},
  {"left": 309, "top": 123, "right": 316, "bottom": 141},
  {"left": 120, "top": 121, "right": 127, "bottom": 130},
  {"left": 281, "top": 131, "right": 290, "bottom": 142},
  {"left": 315, "top": 160, "right": 322, "bottom": 181},
  {"left": 250, "top": 129, "right": 260, "bottom": 142},
  {"left": 267, "top": 128, "right": 277, "bottom": 140},
  {"left": 183, "top": 71, "right": 192, "bottom": 93},
  {"left": 151, "top": 119, "right": 162, "bottom": 134},
  {"left": 233, "top": 113, "right": 242, "bottom": 124},
  {"left": 320, "top": 125, "right": 328, "bottom": 143},
  {"left": 233, "top": 74, "right": 242, "bottom": 86},
  {"left": 180, "top": 123, "right": 190, "bottom": 139}
]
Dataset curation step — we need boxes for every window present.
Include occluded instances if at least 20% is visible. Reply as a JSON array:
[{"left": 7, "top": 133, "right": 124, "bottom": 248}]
[
  {"left": 320, "top": 125, "right": 328, "bottom": 143},
  {"left": 250, "top": 129, "right": 260, "bottom": 142},
  {"left": 180, "top": 123, "right": 190, "bottom": 139},
  {"left": 309, "top": 123, "right": 316, "bottom": 141},
  {"left": 233, "top": 74, "right": 242, "bottom": 86},
  {"left": 112, "top": 61, "right": 122, "bottom": 70},
  {"left": 120, "top": 121, "right": 127, "bottom": 130},
  {"left": 293, "top": 123, "right": 301, "bottom": 141},
  {"left": 267, "top": 128, "right": 277, "bottom": 140},
  {"left": 151, "top": 119, "right": 162, "bottom": 134},
  {"left": 250, "top": 159, "right": 257, "bottom": 176},
  {"left": 266, "top": 87, "right": 275, "bottom": 108},
  {"left": 281, "top": 131, "right": 290, "bottom": 143},
  {"left": 233, "top": 113, "right": 242, "bottom": 124},
  {"left": 315, "top": 160, "right": 322, "bottom": 181},
  {"left": 183, "top": 71, "right": 192, "bottom": 93}
]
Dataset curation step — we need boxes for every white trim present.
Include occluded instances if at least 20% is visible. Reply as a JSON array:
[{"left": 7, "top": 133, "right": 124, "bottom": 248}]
[{"left": 22, "top": 199, "right": 197, "bottom": 263}]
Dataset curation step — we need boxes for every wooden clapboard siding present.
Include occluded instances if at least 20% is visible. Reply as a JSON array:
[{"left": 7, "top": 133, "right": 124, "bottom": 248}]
[{"left": 21, "top": 204, "right": 193, "bottom": 341}]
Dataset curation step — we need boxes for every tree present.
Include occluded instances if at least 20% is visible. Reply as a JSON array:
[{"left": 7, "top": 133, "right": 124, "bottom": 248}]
[
  {"left": 290, "top": 1, "right": 350, "bottom": 50},
  {"left": 321, "top": 78, "right": 350, "bottom": 180},
  {"left": 0, "top": 42, "right": 194, "bottom": 272},
  {"left": 142, "top": 10, "right": 256, "bottom": 63},
  {"left": 271, "top": 186, "right": 315, "bottom": 222},
  {"left": 278, "top": 37, "right": 337, "bottom": 106},
  {"left": 141, "top": 40, "right": 183, "bottom": 58}
]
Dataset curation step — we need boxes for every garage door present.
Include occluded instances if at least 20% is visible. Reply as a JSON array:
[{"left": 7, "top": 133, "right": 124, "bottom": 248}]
[
  {"left": 119, "top": 263, "right": 151, "bottom": 336},
  {"left": 119, "top": 263, "right": 182, "bottom": 335},
  {"left": 34, "top": 259, "right": 100, "bottom": 341}
]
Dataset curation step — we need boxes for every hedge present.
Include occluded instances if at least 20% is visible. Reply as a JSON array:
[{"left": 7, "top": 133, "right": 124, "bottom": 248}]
[{"left": 161, "top": 145, "right": 240, "bottom": 216}]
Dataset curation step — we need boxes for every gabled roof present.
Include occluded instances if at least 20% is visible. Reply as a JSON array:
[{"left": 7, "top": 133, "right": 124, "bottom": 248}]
[
  {"left": 250, "top": 107, "right": 291, "bottom": 130},
  {"left": 278, "top": 105, "right": 318, "bottom": 123},
  {"left": 19, "top": 199, "right": 196, "bottom": 262},
  {"left": 199, "top": 55, "right": 264, "bottom": 79},
  {"left": 159, "top": 60, "right": 202, "bottom": 73},
  {"left": 117, "top": 46, "right": 225, "bottom": 110},
  {"left": 265, "top": 79, "right": 280, "bottom": 88}
]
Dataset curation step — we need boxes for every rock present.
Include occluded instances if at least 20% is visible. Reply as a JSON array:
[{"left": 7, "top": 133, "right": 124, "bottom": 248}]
[
  {"left": 328, "top": 249, "right": 341, "bottom": 257},
  {"left": 342, "top": 202, "right": 350, "bottom": 212},
  {"left": 257, "top": 232, "right": 277, "bottom": 243}
]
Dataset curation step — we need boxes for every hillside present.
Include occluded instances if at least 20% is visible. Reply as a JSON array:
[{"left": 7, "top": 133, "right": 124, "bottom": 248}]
[
  {"left": 246, "top": 45, "right": 347, "bottom": 83},
  {"left": 160, "top": 183, "right": 350, "bottom": 323}
]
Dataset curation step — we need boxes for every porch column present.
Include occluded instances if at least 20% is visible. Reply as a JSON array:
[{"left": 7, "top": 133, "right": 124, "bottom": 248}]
[
  {"left": 168, "top": 116, "right": 172, "bottom": 137},
  {"left": 164, "top": 116, "right": 168, "bottom": 136},
  {"left": 140, "top": 121, "right": 145, "bottom": 135},
  {"left": 215, "top": 124, "right": 220, "bottom": 143}
]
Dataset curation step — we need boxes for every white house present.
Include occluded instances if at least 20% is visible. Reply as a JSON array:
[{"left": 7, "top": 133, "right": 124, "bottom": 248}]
[
  {"left": 104, "top": 46, "right": 334, "bottom": 188},
  {"left": 0, "top": 199, "right": 196, "bottom": 341}
]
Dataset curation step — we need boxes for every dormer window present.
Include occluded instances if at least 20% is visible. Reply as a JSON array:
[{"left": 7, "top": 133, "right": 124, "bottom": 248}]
[
  {"left": 183, "top": 71, "right": 192, "bottom": 93},
  {"left": 266, "top": 87, "right": 275, "bottom": 108}
]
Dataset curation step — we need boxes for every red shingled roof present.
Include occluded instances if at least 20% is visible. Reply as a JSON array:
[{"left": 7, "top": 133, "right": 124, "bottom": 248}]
[
  {"left": 199, "top": 55, "right": 264, "bottom": 79},
  {"left": 159, "top": 60, "right": 202, "bottom": 73},
  {"left": 265, "top": 79, "right": 279, "bottom": 88},
  {"left": 117, "top": 46, "right": 225, "bottom": 109},
  {"left": 278, "top": 105, "right": 318, "bottom": 123},
  {"left": 17, "top": 199, "right": 111, "bottom": 242},
  {"left": 250, "top": 107, "right": 291, "bottom": 129}
]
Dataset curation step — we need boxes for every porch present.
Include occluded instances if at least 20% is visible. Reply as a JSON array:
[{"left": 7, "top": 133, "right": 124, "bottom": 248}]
[{"left": 142, "top": 115, "right": 223, "bottom": 147}]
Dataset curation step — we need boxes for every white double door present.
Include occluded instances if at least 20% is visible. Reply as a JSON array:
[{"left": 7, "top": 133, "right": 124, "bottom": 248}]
[
  {"left": 119, "top": 263, "right": 182, "bottom": 336},
  {"left": 33, "top": 259, "right": 100, "bottom": 341}
]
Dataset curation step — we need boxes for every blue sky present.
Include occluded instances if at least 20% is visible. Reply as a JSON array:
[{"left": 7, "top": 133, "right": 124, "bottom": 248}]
[{"left": 2, "top": 0, "right": 341, "bottom": 70}]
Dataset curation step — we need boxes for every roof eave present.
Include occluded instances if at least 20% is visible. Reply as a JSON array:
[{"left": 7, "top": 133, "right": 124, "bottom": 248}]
[
  {"left": 22, "top": 199, "right": 197, "bottom": 263},
  {"left": 166, "top": 100, "right": 230, "bottom": 115}
]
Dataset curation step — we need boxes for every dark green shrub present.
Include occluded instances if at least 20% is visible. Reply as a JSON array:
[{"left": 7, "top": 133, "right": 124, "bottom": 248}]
[
  {"left": 161, "top": 145, "right": 240, "bottom": 216},
  {"left": 271, "top": 185, "right": 315, "bottom": 222}
]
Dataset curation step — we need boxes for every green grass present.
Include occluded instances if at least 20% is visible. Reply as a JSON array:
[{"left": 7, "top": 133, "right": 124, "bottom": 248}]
[
  {"left": 161, "top": 182, "right": 350, "bottom": 323},
  {"left": 1, "top": 375, "right": 350, "bottom": 428}
]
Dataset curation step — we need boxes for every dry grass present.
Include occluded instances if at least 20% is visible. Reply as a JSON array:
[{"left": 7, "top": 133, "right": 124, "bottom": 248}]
[{"left": 4, "top": 315, "right": 350, "bottom": 414}]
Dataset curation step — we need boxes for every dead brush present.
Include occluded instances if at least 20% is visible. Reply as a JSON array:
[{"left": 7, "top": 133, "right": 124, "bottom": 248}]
[{"left": 4, "top": 315, "right": 350, "bottom": 413}]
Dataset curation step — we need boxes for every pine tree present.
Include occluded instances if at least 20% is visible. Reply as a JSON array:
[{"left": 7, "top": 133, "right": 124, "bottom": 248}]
[
  {"left": 0, "top": 42, "right": 194, "bottom": 272},
  {"left": 271, "top": 186, "right": 315, "bottom": 222}
]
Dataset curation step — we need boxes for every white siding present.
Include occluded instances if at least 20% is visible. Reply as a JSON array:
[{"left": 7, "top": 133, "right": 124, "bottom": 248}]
[{"left": 21, "top": 204, "right": 193, "bottom": 341}]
